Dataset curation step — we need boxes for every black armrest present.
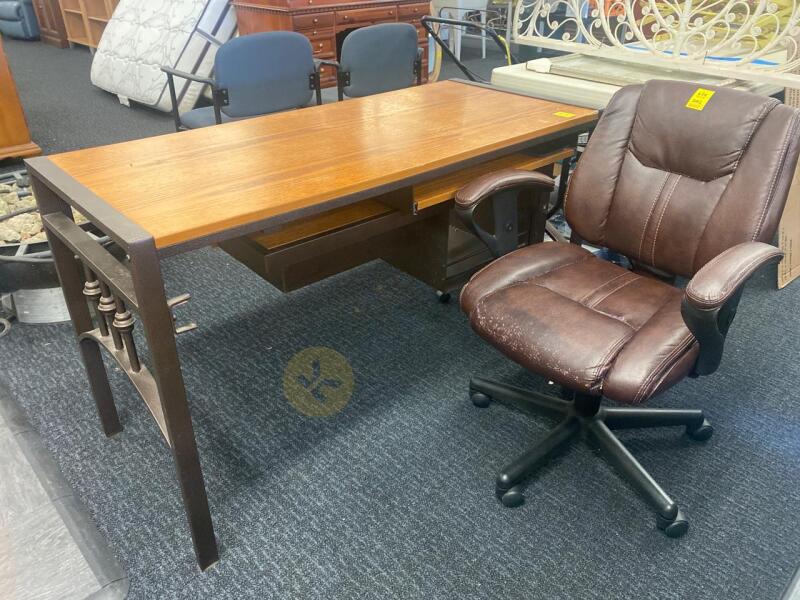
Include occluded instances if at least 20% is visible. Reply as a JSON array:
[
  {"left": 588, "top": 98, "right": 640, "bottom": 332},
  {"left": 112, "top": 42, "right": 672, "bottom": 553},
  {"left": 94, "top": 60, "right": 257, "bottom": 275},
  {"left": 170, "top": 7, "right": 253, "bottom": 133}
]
[
  {"left": 161, "top": 66, "right": 215, "bottom": 86},
  {"left": 455, "top": 169, "right": 555, "bottom": 257},
  {"left": 161, "top": 66, "right": 220, "bottom": 131},
  {"left": 414, "top": 47, "right": 424, "bottom": 85},
  {"left": 681, "top": 242, "right": 783, "bottom": 375}
]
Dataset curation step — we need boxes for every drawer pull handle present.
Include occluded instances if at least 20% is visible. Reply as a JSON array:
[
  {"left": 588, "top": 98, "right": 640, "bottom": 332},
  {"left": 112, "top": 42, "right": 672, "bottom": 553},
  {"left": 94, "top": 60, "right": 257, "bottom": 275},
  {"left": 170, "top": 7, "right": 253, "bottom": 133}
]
[{"left": 313, "top": 17, "right": 318, "bottom": 23}]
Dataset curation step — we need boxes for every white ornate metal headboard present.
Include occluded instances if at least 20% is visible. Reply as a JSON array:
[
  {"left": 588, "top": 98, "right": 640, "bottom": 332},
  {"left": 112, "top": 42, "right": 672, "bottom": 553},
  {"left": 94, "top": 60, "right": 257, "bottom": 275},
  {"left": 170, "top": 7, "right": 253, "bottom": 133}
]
[{"left": 513, "top": 0, "right": 800, "bottom": 87}]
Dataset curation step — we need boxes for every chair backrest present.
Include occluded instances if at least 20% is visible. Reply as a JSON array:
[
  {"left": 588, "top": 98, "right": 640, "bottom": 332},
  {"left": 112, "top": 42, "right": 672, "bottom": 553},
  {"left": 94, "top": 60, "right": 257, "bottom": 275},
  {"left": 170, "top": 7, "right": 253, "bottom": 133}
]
[
  {"left": 565, "top": 80, "right": 800, "bottom": 278},
  {"left": 340, "top": 23, "right": 419, "bottom": 98},
  {"left": 214, "top": 32, "right": 315, "bottom": 118}
]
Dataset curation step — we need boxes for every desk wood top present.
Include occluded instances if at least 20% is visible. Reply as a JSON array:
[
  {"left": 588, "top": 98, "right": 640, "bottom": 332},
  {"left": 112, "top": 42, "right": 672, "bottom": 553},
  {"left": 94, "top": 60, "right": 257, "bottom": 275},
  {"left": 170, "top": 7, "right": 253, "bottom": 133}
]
[{"left": 44, "top": 81, "right": 596, "bottom": 250}]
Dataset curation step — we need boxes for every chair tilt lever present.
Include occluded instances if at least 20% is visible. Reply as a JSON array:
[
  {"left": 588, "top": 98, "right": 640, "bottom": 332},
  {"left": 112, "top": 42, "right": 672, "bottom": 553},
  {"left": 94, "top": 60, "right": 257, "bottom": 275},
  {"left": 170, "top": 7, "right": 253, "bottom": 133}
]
[{"left": 167, "top": 293, "right": 197, "bottom": 335}]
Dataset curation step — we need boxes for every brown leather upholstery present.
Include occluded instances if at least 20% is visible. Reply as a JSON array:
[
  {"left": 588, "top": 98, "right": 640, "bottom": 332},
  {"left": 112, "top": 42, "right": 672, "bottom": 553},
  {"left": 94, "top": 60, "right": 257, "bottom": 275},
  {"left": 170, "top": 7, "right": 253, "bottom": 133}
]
[
  {"left": 685, "top": 242, "right": 783, "bottom": 310},
  {"left": 461, "top": 80, "right": 800, "bottom": 405}
]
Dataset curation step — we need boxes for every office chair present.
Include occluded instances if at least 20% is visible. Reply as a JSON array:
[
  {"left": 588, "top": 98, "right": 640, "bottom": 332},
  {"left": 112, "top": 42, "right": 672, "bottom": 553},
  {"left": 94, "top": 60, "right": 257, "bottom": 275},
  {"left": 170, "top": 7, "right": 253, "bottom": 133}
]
[
  {"left": 322, "top": 23, "right": 423, "bottom": 101},
  {"left": 456, "top": 80, "right": 800, "bottom": 536},
  {"left": 162, "top": 32, "right": 323, "bottom": 131}
]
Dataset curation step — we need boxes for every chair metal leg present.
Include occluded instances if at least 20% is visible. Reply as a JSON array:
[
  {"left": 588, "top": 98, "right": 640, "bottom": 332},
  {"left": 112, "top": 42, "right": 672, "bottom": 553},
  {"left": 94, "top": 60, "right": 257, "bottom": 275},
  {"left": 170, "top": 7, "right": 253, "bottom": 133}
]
[
  {"left": 602, "top": 407, "right": 713, "bottom": 440},
  {"left": 586, "top": 420, "right": 688, "bottom": 536},
  {"left": 496, "top": 416, "right": 579, "bottom": 498},
  {"left": 470, "top": 377, "right": 571, "bottom": 418}
]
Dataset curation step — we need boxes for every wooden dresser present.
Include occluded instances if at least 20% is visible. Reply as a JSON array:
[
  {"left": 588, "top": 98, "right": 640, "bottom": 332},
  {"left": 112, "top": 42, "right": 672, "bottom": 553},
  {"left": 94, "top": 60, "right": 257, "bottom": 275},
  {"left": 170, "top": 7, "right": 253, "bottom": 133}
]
[
  {"left": 0, "top": 38, "right": 40, "bottom": 161},
  {"left": 232, "top": 0, "right": 430, "bottom": 87},
  {"left": 32, "top": 0, "right": 69, "bottom": 48}
]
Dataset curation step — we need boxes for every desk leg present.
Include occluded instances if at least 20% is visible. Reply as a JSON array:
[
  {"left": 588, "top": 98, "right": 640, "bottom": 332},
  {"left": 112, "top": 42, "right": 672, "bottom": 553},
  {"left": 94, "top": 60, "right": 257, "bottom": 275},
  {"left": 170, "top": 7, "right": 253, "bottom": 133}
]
[
  {"left": 35, "top": 183, "right": 122, "bottom": 436},
  {"left": 33, "top": 179, "right": 219, "bottom": 571},
  {"left": 128, "top": 240, "right": 220, "bottom": 571}
]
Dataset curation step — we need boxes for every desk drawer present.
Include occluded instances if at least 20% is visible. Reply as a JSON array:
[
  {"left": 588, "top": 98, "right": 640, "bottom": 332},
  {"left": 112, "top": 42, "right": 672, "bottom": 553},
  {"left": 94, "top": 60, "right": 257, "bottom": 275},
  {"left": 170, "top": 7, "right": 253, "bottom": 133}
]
[
  {"left": 311, "top": 37, "right": 334, "bottom": 55},
  {"left": 337, "top": 6, "right": 398, "bottom": 25},
  {"left": 293, "top": 12, "right": 334, "bottom": 30},
  {"left": 398, "top": 3, "right": 428, "bottom": 20}
]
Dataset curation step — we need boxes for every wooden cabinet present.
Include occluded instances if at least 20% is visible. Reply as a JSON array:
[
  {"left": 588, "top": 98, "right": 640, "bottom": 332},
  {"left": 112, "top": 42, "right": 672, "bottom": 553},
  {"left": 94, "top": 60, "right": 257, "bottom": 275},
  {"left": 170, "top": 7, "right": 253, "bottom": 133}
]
[
  {"left": 58, "top": 0, "right": 119, "bottom": 51},
  {"left": 32, "top": 0, "right": 69, "bottom": 47},
  {"left": 0, "top": 38, "right": 40, "bottom": 161},
  {"left": 232, "top": 0, "right": 430, "bottom": 88}
]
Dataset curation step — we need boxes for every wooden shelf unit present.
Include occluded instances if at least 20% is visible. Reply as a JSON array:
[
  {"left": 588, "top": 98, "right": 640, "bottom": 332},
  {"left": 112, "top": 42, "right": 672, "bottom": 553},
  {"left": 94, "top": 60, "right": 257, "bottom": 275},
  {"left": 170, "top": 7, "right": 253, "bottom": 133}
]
[{"left": 58, "top": 0, "right": 119, "bottom": 50}]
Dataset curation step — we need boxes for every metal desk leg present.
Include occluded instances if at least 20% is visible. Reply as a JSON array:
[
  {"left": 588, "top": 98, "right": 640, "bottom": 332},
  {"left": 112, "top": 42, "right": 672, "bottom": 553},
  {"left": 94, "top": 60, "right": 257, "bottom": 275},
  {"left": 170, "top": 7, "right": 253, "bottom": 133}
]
[
  {"left": 35, "top": 185, "right": 122, "bottom": 436},
  {"left": 32, "top": 179, "right": 219, "bottom": 571},
  {"left": 128, "top": 239, "right": 219, "bottom": 571}
]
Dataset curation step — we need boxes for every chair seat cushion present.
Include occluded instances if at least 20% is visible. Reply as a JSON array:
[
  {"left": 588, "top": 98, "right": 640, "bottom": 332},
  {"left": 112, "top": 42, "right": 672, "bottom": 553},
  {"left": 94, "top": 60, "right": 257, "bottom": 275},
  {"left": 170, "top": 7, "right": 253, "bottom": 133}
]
[
  {"left": 461, "top": 242, "right": 699, "bottom": 404},
  {"left": 179, "top": 106, "right": 246, "bottom": 130}
]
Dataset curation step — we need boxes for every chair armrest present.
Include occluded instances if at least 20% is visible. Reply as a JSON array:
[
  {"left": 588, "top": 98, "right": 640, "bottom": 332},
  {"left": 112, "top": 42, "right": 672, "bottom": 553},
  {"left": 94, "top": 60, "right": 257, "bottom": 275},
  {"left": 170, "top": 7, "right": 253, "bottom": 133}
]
[
  {"left": 314, "top": 58, "right": 340, "bottom": 71},
  {"left": 685, "top": 242, "right": 783, "bottom": 309},
  {"left": 681, "top": 242, "right": 783, "bottom": 375},
  {"left": 455, "top": 169, "right": 555, "bottom": 257},
  {"left": 161, "top": 66, "right": 215, "bottom": 86},
  {"left": 455, "top": 169, "right": 555, "bottom": 210}
]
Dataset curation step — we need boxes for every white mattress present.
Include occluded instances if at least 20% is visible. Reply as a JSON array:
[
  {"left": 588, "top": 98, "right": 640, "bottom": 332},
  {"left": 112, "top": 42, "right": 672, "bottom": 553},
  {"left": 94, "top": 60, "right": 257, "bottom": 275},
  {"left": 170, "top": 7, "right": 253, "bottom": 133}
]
[{"left": 90, "top": 0, "right": 237, "bottom": 113}]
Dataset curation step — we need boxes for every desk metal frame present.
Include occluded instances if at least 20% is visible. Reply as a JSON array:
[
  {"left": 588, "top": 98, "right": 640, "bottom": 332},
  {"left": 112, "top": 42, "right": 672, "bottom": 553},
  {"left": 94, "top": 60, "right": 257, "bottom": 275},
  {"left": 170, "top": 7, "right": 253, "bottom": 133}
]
[{"left": 27, "top": 82, "right": 595, "bottom": 571}]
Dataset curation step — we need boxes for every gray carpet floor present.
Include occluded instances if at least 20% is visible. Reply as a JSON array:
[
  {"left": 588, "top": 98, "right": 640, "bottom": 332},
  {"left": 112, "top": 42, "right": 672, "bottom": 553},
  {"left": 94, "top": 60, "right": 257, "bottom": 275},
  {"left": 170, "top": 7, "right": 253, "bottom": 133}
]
[{"left": 1, "top": 37, "right": 799, "bottom": 600}]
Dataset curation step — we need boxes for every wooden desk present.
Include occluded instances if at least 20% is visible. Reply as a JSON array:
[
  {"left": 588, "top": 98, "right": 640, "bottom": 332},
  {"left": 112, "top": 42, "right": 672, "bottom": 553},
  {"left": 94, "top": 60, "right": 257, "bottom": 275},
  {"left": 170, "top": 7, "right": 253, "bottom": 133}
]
[
  {"left": 27, "top": 81, "right": 596, "bottom": 570},
  {"left": 232, "top": 0, "right": 430, "bottom": 87}
]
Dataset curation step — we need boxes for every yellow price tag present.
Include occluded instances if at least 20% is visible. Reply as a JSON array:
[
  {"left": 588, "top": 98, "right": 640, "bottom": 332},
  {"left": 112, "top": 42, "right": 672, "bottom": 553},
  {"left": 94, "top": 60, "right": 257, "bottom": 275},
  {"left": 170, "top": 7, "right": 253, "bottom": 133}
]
[
  {"left": 685, "top": 88, "right": 715, "bottom": 111},
  {"left": 554, "top": 111, "right": 576, "bottom": 118}
]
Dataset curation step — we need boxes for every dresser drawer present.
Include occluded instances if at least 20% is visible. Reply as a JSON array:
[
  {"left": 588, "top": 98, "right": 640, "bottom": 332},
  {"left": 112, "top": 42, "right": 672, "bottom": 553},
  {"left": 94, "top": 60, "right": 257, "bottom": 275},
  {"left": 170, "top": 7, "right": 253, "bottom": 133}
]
[
  {"left": 337, "top": 6, "right": 398, "bottom": 26},
  {"left": 310, "top": 37, "right": 334, "bottom": 55},
  {"left": 398, "top": 2, "right": 428, "bottom": 20},
  {"left": 293, "top": 11, "right": 334, "bottom": 30}
]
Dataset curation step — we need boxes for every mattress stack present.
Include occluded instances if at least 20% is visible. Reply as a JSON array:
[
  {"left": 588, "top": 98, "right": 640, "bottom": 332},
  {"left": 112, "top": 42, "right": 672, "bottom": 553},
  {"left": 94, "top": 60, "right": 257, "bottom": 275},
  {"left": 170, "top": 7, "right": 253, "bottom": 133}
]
[{"left": 90, "top": 0, "right": 237, "bottom": 113}]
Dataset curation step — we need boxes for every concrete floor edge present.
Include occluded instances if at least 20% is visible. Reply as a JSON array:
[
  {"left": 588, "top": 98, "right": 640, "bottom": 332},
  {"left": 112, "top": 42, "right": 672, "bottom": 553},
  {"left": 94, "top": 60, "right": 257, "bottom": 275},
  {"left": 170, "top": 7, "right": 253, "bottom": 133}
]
[{"left": 0, "top": 378, "right": 129, "bottom": 599}]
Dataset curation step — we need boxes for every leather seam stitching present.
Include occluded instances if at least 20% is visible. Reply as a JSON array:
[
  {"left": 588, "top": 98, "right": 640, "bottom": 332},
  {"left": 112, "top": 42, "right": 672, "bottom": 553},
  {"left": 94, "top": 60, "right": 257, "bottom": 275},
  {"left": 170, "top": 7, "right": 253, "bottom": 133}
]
[
  {"left": 650, "top": 174, "right": 681, "bottom": 266},
  {"left": 586, "top": 274, "right": 638, "bottom": 309},
  {"left": 635, "top": 341, "right": 695, "bottom": 404},
  {"left": 732, "top": 100, "right": 778, "bottom": 172},
  {"left": 576, "top": 271, "right": 629, "bottom": 304},
  {"left": 636, "top": 171, "right": 671, "bottom": 261},
  {"left": 594, "top": 335, "right": 632, "bottom": 390},
  {"left": 753, "top": 110, "right": 800, "bottom": 241},
  {"left": 633, "top": 334, "right": 693, "bottom": 403},
  {"left": 470, "top": 254, "right": 592, "bottom": 306}
]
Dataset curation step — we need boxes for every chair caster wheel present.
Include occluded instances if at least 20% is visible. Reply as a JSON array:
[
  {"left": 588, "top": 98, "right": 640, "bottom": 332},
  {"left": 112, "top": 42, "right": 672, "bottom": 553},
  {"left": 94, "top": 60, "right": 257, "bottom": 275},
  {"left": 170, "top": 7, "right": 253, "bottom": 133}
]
[
  {"left": 656, "top": 508, "right": 689, "bottom": 538},
  {"left": 497, "top": 485, "right": 525, "bottom": 508},
  {"left": 686, "top": 419, "right": 713, "bottom": 441},
  {"left": 437, "top": 291, "right": 451, "bottom": 304},
  {"left": 471, "top": 391, "right": 492, "bottom": 408}
]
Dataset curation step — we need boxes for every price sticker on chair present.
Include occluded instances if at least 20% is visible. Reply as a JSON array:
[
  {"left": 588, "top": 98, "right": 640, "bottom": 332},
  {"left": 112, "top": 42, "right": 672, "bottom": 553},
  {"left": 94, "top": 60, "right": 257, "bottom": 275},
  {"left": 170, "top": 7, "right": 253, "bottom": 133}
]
[{"left": 685, "top": 88, "right": 715, "bottom": 111}]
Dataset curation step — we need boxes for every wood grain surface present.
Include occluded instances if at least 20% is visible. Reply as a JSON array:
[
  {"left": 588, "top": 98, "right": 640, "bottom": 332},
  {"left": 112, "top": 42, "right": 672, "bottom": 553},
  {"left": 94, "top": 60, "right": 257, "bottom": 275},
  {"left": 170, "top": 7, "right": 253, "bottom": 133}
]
[{"left": 47, "top": 81, "right": 596, "bottom": 249}]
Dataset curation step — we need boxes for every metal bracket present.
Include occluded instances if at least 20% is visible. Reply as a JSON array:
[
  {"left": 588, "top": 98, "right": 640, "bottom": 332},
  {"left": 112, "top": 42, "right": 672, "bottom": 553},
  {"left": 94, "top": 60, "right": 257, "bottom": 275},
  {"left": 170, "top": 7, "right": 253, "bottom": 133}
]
[
  {"left": 167, "top": 293, "right": 197, "bottom": 335},
  {"left": 213, "top": 88, "right": 230, "bottom": 107},
  {"left": 309, "top": 72, "right": 319, "bottom": 90},
  {"left": 340, "top": 71, "right": 351, "bottom": 87}
]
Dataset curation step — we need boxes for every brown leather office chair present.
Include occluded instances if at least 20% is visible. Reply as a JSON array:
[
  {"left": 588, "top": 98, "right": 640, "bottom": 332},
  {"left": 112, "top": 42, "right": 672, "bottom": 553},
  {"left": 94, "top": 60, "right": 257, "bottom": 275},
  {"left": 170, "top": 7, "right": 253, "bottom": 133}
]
[{"left": 455, "top": 80, "right": 800, "bottom": 536}]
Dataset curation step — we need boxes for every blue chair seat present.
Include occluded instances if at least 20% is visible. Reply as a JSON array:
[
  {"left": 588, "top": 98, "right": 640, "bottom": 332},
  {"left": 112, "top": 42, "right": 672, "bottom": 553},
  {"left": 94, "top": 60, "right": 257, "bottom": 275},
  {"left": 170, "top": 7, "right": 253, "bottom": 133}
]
[{"left": 179, "top": 106, "right": 247, "bottom": 130}]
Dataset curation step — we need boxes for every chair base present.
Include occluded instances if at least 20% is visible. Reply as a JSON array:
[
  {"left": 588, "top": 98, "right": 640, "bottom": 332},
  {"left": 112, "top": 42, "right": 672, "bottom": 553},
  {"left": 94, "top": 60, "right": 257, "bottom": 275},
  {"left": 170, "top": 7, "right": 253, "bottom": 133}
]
[{"left": 469, "top": 377, "right": 713, "bottom": 538}]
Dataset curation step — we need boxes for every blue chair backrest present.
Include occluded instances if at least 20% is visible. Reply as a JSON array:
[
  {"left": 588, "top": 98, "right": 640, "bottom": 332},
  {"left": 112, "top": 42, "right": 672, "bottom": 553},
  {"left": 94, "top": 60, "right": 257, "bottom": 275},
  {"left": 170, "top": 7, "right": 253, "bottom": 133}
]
[
  {"left": 340, "top": 23, "right": 419, "bottom": 98},
  {"left": 214, "top": 32, "right": 316, "bottom": 118}
]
